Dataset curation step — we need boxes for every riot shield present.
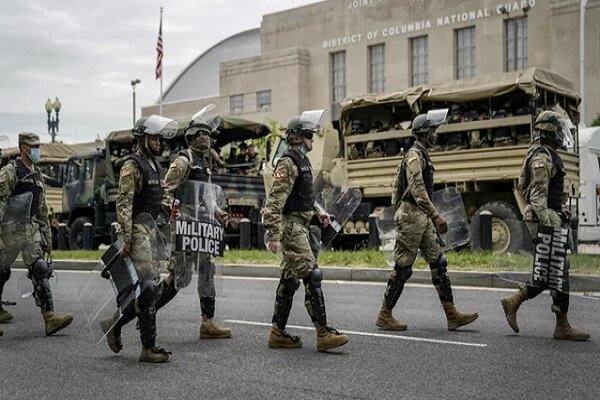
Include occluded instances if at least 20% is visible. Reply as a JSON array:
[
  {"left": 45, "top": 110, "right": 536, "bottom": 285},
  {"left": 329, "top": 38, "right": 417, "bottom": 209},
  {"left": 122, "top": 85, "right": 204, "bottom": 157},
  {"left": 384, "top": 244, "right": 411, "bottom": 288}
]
[
  {"left": 375, "top": 187, "right": 470, "bottom": 266},
  {"left": 173, "top": 181, "right": 226, "bottom": 291},
  {"left": 431, "top": 187, "right": 471, "bottom": 251},
  {"left": 494, "top": 220, "right": 600, "bottom": 301},
  {"left": 78, "top": 213, "right": 166, "bottom": 344},
  {"left": 375, "top": 206, "right": 397, "bottom": 268},
  {"left": 313, "top": 174, "right": 362, "bottom": 248},
  {"left": 0, "top": 192, "right": 34, "bottom": 251}
]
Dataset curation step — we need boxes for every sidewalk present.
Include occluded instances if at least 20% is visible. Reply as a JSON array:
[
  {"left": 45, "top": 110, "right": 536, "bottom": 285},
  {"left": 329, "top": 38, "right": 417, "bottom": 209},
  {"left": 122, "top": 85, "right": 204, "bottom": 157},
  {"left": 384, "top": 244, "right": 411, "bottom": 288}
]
[{"left": 12, "top": 259, "right": 600, "bottom": 292}]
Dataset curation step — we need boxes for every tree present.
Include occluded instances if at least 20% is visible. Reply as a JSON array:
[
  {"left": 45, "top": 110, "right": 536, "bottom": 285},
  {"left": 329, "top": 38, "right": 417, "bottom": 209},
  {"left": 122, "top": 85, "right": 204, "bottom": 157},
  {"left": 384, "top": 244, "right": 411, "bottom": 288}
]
[{"left": 591, "top": 113, "right": 600, "bottom": 127}]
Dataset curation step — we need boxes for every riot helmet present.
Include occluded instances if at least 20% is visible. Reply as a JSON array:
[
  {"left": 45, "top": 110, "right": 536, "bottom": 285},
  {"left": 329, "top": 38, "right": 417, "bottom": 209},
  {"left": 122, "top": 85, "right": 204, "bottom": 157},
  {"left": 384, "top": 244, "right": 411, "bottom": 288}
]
[
  {"left": 131, "top": 115, "right": 177, "bottom": 156},
  {"left": 411, "top": 108, "right": 448, "bottom": 148},
  {"left": 285, "top": 109, "right": 328, "bottom": 148},
  {"left": 533, "top": 110, "right": 572, "bottom": 149},
  {"left": 185, "top": 104, "right": 220, "bottom": 153}
]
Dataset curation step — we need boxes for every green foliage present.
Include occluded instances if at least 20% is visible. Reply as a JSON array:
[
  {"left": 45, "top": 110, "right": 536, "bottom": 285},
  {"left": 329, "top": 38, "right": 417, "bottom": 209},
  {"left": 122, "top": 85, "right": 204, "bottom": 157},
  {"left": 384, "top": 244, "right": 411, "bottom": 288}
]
[
  {"left": 591, "top": 113, "right": 600, "bottom": 127},
  {"left": 53, "top": 249, "right": 600, "bottom": 274}
]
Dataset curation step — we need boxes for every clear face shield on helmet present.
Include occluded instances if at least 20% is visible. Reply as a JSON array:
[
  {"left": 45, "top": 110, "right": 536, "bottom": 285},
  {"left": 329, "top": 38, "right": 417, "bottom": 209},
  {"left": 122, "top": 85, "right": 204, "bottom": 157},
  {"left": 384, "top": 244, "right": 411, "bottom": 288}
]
[
  {"left": 299, "top": 109, "right": 328, "bottom": 137},
  {"left": 557, "top": 118, "right": 575, "bottom": 150},
  {"left": 189, "top": 104, "right": 221, "bottom": 134},
  {"left": 0, "top": 135, "right": 10, "bottom": 157},
  {"left": 142, "top": 115, "right": 179, "bottom": 139},
  {"left": 426, "top": 108, "right": 449, "bottom": 129}
]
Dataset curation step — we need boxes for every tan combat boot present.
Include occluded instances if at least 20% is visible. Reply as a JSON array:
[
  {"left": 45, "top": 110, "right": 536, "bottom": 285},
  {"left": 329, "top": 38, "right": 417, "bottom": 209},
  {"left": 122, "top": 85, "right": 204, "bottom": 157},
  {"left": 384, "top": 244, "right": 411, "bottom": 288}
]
[
  {"left": 42, "top": 311, "right": 73, "bottom": 336},
  {"left": 268, "top": 326, "right": 303, "bottom": 349},
  {"left": 199, "top": 316, "right": 232, "bottom": 339},
  {"left": 442, "top": 302, "right": 479, "bottom": 331},
  {"left": 316, "top": 326, "right": 349, "bottom": 352},
  {"left": 100, "top": 316, "right": 123, "bottom": 353},
  {"left": 501, "top": 288, "right": 528, "bottom": 333},
  {"left": 552, "top": 306, "right": 590, "bottom": 341},
  {"left": 139, "top": 346, "right": 170, "bottom": 363},
  {"left": 376, "top": 305, "right": 407, "bottom": 331},
  {"left": 0, "top": 306, "right": 13, "bottom": 322}
]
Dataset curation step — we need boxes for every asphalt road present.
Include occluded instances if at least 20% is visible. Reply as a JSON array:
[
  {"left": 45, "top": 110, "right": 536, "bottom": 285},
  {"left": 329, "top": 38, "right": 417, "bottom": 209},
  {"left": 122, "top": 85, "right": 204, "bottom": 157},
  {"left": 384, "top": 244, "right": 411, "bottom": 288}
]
[{"left": 1, "top": 270, "right": 599, "bottom": 400}]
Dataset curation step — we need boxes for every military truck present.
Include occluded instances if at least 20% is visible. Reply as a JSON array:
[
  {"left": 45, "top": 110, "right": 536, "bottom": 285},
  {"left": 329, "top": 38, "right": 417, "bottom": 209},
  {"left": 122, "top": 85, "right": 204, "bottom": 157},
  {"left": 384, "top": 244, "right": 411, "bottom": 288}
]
[
  {"left": 265, "top": 68, "right": 581, "bottom": 252},
  {"left": 63, "top": 116, "right": 271, "bottom": 249},
  {"left": 1, "top": 141, "right": 102, "bottom": 246}
]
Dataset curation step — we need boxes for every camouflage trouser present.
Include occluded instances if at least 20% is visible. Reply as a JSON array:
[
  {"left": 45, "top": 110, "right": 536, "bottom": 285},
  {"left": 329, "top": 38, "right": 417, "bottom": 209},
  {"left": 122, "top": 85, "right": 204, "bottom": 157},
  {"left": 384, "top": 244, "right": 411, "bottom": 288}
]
[
  {"left": 394, "top": 202, "right": 442, "bottom": 266},
  {"left": 0, "top": 226, "right": 43, "bottom": 270},
  {"left": 129, "top": 223, "right": 161, "bottom": 282},
  {"left": 280, "top": 216, "right": 315, "bottom": 280}
]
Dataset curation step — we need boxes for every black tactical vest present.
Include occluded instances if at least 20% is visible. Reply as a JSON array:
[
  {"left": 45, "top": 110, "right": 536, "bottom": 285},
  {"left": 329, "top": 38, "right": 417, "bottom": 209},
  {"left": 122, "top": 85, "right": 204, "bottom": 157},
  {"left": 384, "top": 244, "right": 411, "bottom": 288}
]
[
  {"left": 12, "top": 159, "right": 43, "bottom": 218},
  {"left": 179, "top": 149, "right": 210, "bottom": 182},
  {"left": 126, "top": 153, "right": 164, "bottom": 219},
  {"left": 546, "top": 148, "right": 565, "bottom": 212},
  {"left": 281, "top": 150, "right": 314, "bottom": 213},
  {"left": 402, "top": 144, "right": 434, "bottom": 204}
]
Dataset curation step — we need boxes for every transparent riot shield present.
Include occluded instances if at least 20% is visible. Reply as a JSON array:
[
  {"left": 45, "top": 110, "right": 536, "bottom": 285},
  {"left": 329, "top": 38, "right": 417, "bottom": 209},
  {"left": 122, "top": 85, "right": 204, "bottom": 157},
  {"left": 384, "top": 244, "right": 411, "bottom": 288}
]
[
  {"left": 431, "top": 187, "right": 471, "bottom": 251},
  {"left": 313, "top": 174, "right": 362, "bottom": 248},
  {"left": 494, "top": 220, "right": 600, "bottom": 301},
  {"left": 77, "top": 213, "right": 166, "bottom": 344},
  {"left": 0, "top": 192, "right": 34, "bottom": 251},
  {"left": 173, "top": 181, "right": 226, "bottom": 292},
  {"left": 375, "top": 206, "right": 397, "bottom": 268}
]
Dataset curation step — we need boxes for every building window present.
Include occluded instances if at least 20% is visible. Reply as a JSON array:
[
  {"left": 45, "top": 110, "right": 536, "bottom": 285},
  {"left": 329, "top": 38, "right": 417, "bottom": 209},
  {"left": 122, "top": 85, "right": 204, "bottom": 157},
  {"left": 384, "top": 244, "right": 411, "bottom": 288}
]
[
  {"left": 230, "top": 94, "right": 243, "bottom": 115},
  {"left": 411, "top": 36, "right": 429, "bottom": 86},
  {"left": 455, "top": 27, "right": 476, "bottom": 79},
  {"left": 256, "top": 90, "right": 271, "bottom": 111},
  {"left": 369, "top": 44, "right": 385, "bottom": 93},
  {"left": 505, "top": 17, "right": 528, "bottom": 71},
  {"left": 331, "top": 51, "right": 346, "bottom": 103}
]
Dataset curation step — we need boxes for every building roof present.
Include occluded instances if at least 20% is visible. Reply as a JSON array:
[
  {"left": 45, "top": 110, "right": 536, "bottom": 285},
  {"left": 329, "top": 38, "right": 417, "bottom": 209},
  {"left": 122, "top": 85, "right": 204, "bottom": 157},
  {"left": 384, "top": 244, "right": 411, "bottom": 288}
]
[{"left": 160, "top": 28, "right": 261, "bottom": 104}]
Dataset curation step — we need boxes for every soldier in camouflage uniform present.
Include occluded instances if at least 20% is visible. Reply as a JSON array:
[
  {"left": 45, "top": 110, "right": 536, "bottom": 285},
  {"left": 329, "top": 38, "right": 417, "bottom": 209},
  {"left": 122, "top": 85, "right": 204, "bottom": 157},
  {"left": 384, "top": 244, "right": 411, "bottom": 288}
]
[
  {"left": 376, "top": 113, "right": 479, "bottom": 331},
  {"left": 264, "top": 112, "right": 348, "bottom": 352},
  {"left": 0, "top": 133, "right": 73, "bottom": 336},
  {"left": 501, "top": 111, "right": 589, "bottom": 341},
  {"left": 101, "top": 116, "right": 177, "bottom": 363},
  {"left": 156, "top": 106, "right": 232, "bottom": 339}
]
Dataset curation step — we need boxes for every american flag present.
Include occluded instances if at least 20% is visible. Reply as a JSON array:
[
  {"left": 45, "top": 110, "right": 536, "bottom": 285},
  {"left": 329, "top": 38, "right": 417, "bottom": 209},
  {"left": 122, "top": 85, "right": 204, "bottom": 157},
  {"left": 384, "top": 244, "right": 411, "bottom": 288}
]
[{"left": 155, "top": 12, "right": 163, "bottom": 80}]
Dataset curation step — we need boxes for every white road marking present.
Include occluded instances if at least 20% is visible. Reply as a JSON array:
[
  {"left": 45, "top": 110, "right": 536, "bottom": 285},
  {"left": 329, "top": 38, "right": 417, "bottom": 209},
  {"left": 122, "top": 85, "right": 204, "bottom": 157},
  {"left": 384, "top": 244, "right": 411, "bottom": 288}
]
[{"left": 225, "top": 319, "right": 488, "bottom": 348}]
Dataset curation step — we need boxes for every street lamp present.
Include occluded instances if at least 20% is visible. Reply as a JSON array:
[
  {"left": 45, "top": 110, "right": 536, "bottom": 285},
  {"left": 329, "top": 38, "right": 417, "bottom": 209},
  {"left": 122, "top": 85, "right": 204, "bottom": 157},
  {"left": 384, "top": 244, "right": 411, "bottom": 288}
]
[
  {"left": 45, "top": 97, "right": 61, "bottom": 143},
  {"left": 131, "top": 79, "right": 141, "bottom": 125}
]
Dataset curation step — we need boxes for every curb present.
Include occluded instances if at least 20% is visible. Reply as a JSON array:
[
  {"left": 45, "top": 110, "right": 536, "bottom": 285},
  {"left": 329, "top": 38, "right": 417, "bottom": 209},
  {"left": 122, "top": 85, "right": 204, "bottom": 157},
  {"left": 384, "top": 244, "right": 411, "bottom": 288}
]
[{"left": 12, "top": 260, "right": 600, "bottom": 292}]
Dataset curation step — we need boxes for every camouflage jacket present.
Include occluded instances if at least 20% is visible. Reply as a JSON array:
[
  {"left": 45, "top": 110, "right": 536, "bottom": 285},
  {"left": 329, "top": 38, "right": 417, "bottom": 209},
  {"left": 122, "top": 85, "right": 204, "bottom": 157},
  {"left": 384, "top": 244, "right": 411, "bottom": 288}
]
[
  {"left": 116, "top": 150, "right": 159, "bottom": 244},
  {"left": 162, "top": 152, "right": 197, "bottom": 211},
  {"left": 394, "top": 141, "right": 439, "bottom": 219},
  {"left": 263, "top": 151, "right": 322, "bottom": 242},
  {"left": 521, "top": 144, "right": 564, "bottom": 225},
  {"left": 0, "top": 160, "right": 51, "bottom": 242}
]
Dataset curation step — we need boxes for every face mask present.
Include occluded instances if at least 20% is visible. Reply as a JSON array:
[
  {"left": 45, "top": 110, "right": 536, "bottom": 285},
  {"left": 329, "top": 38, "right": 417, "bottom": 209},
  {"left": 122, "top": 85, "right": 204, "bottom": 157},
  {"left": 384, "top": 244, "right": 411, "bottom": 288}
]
[
  {"left": 29, "top": 148, "right": 41, "bottom": 163},
  {"left": 190, "top": 135, "right": 210, "bottom": 153},
  {"left": 299, "top": 144, "right": 309, "bottom": 157}
]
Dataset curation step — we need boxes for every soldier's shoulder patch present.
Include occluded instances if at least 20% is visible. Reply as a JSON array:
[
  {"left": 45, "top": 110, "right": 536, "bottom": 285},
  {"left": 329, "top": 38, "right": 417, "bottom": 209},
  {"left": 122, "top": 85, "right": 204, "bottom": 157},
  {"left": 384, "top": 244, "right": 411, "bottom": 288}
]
[
  {"left": 274, "top": 169, "right": 287, "bottom": 181},
  {"left": 406, "top": 152, "right": 419, "bottom": 165},
  {"left": 120, "top": 167, "right": 132, "bottom": 177},
  {"left": 531, "top": 158, "right": 545, "bottom": 169}
]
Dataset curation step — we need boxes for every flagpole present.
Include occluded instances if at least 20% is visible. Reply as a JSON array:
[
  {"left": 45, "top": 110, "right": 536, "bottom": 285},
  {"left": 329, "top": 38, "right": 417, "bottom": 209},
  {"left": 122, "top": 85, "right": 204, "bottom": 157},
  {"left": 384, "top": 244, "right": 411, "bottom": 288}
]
[{"left": 159, "top": 6, "right": 163, "bottom": 116}]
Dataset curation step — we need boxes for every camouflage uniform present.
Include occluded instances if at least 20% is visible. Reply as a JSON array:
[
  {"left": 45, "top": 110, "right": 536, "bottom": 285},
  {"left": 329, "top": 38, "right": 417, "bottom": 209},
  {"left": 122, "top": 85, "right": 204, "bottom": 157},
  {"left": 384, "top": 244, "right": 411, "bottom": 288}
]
[
  {"left": 0, "top": 133, "right": 72, "bottom": 335},
  {"left": 156, "top": 148, "right": 232, "bottom": 339},
  {"left": 377, "top": 123, "right": 479, "bottom": 332},
  {"left": 264, "top": 141, "right": 348, "bottom": 352},
  {"left": 501, "top": 130, "right": 590, "bottom": 340}
]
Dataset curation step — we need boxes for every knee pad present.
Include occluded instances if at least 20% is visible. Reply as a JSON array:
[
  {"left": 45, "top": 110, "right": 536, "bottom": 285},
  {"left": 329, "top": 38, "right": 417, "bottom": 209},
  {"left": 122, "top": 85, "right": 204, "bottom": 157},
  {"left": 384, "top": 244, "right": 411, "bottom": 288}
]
[
  {"left": 282, "top": 277, "right": 300, "bottom": 294},
  {"left": 307, "top": 268, "right": 323, "bottom": 288},
  {"left": 31, "top": 258, "right": 51, "bottom": 281},
  {"left": 393, "top": 263, "right": 413, "bottom": 282},
  {"left": 429, "top": 254, "right": 448, "bottom": 273},
  {"left": 138, "top": 280, "right": 159, "bottom": 308},
  {"left": 0, "top": 268, "right": 11, "bottom": 282}
]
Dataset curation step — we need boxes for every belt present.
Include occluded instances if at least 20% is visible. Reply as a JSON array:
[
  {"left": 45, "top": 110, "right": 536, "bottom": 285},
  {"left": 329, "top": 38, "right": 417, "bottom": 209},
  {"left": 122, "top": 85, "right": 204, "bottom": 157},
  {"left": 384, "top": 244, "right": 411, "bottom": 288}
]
[{"left": 284, "top": 214, "right": 310, "bottom": 228}]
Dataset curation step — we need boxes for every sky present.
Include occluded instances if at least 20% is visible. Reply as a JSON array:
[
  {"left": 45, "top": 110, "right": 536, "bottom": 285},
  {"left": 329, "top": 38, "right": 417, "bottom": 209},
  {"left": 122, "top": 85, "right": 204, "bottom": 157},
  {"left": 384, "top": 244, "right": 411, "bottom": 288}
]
[{"left": 0, "top": 0, "right": 322, "bottom": 147}]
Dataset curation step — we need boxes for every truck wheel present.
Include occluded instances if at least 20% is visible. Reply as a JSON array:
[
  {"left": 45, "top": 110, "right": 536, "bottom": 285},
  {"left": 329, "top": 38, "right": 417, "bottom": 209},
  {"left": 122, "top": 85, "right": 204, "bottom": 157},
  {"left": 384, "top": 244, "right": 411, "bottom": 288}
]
[
  {"left": 470, "top": 201, "right": 527, "bottom": 253},
  {"left": 69, "top": 216, "right": 97, "bottom": 250}
]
